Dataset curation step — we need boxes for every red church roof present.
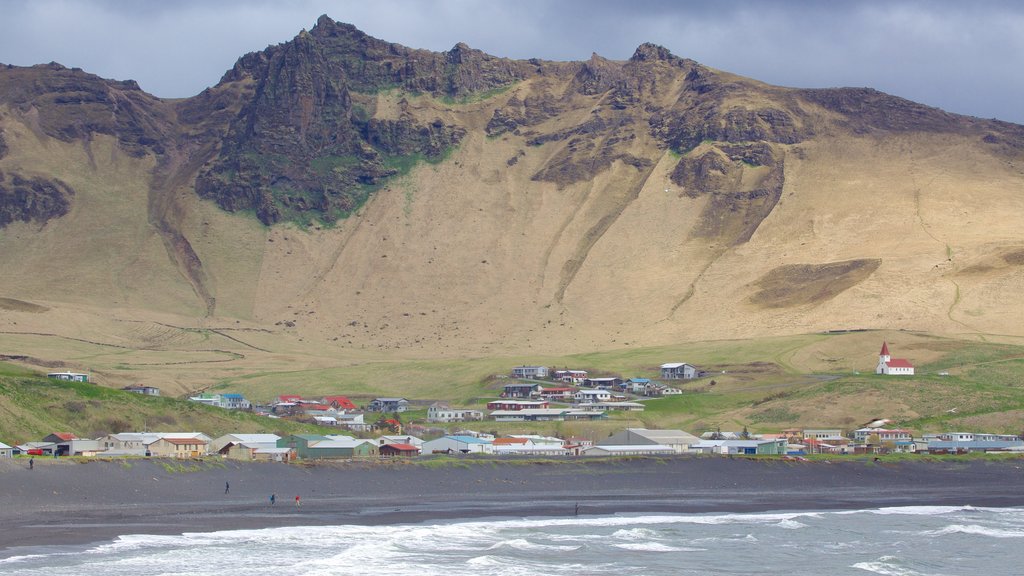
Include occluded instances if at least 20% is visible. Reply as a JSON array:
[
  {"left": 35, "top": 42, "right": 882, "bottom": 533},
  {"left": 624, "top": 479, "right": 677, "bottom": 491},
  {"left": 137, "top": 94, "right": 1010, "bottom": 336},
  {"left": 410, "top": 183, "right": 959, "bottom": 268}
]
[
  {"left": 885, "top": 359, "right": 914, "bottom": 368},
  {"left": 880, "top": 342, "right": 890, "bottom": 356}
]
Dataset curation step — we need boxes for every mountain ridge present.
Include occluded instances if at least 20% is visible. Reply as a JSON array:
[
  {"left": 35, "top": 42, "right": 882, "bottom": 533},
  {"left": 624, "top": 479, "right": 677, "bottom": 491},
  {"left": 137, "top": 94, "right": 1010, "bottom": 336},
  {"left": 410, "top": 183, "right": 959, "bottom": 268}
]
[{"left": 1, "top": 16, "right": 1023, "bottom": 388}]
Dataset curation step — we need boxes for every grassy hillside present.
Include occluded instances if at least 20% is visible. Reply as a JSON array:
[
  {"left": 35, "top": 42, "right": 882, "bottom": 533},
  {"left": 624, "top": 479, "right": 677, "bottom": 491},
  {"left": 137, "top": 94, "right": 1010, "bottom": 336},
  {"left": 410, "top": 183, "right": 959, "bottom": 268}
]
[
  {"left": 3, "top": 330, "right": 1023, "bottom": 443},
  {"left": 0, "top": 362, "right": 327, "bottom": 445}
]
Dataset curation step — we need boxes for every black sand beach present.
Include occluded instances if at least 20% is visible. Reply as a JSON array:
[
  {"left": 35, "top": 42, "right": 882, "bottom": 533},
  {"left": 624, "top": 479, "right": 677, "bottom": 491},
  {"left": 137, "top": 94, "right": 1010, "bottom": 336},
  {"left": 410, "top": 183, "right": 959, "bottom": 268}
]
[{"left": 2, "top": 456, "right": 1023, "bottom": 555}]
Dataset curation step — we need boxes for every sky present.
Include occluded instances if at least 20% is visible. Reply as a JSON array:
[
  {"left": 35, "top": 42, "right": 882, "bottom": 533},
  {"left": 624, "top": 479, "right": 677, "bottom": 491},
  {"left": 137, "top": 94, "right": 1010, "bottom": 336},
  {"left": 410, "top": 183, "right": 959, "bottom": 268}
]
[{"left": 2, "top": 0, "right": 1022, "bottom": 124}]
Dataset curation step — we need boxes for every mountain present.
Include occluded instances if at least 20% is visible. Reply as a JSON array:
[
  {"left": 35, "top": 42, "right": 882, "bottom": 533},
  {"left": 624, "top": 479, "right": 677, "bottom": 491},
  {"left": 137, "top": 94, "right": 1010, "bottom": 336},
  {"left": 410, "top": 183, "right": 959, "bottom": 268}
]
[{"left": 2, "top": 15, "right": 1024, "bottom": 394}]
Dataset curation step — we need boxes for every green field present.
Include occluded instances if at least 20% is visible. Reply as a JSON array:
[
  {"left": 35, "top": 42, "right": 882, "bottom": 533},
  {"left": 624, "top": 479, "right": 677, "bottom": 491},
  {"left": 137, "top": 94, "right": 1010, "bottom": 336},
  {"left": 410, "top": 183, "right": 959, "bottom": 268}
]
[{"left": 3, "top": 329, "right": 1024, "bottom": 442}]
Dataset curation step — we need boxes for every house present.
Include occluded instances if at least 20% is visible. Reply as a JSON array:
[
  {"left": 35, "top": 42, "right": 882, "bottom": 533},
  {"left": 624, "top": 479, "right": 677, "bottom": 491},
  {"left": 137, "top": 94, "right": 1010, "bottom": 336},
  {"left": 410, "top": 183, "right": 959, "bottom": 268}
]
[
  {"left": 210, "top": 433, "right": 281, "bottom": 454},
  {"left": 368, "top": 398, "right": 410, "bottom": 413},
  {"left": 336, "top": 412, "right": 372, "bottom": 432},
  {"left": 421, "top": 435, "right": 494, "bottom": 454},
  {"left": 600, "top": 429, "right": 701, "bottom": 453},
  {"left": 322, "top": 395, "right": 358, "bottom": 410},
  {"left": 492, "top": 438, "right": 570, "bottom": 456},
  {"left": 624, "top": 378, "right": 652, "bottom": 394},
  {"left": 660, "top": 363, "right": 698, "bottom": 379},
  {"left": 502, "top": 382, "right": 542, "bottom": 398},
  {"left": 189, "top": 392, "right": 250, "bottom": 409},
  {"left": 148, "top": 437, "right": 209, "bottom": 458},
  {"left": 380, "top": 443, "right": 420, "bottom": 457},
  {"left": 538, "top": 386, "right": 575, "bottom": 400},
  {"left": 487, "top": 399, "right": 549, "bottom": 411},
  {"left": 554, "top": 370, "right": 587, "bottom": 384},
  {"left": 98, "top": 432, "right": 212, "bottom": 456},
  {"left": 47, "top": 371, "right": 89, "bottom": 382},
  {"left": 0, "top": 442, "right": 12, "bottom": 458},
  {"left": 691, "top": 438, "right": 788, "bottom": 455},
  {"left": 875, "top": 342, "right": 915, "bottom": 375},
  {"left": 378, "top": 435, "right": 424, "bottom": 448},
  {"left": 221, "top": 393, "right": 251, "bottom": 410},
  {"left": 582, "top": 377, "right": 622, "bottom": 389},
  {"left": 490, "top": 408, "right": 607, "bottom": 422},
  {"left": 574, "top": 389, "right": 611, "bottom": 404},
  {"left": 122, "top": 385, "right": 160, "bottom": 396},
  {"left": 853, "top": 428, "right": 913, "bottom": 443},
  {"left": 511, "top": 365, "right": 549, "bottom": 379},
  {"left": 802, "top": 429, "right": 847, "bottom": 441},
  {"left": 427, "top": 402, "right": 484, "bottom": 423}
]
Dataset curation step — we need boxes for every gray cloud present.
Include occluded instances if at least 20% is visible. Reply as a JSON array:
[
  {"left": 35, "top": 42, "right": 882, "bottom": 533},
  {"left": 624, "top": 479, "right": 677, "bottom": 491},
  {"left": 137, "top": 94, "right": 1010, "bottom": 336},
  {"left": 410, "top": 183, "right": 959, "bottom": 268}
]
[{"left": 1, "top": 0, "right": 1021, "bottom": 123}]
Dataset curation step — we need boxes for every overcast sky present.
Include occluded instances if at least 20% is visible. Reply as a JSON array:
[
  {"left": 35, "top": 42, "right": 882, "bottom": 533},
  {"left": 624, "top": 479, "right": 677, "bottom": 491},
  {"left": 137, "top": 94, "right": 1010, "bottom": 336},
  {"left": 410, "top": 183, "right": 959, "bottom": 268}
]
[{"left": 2, "top": 0, "right": 1022, "bottom": 124}]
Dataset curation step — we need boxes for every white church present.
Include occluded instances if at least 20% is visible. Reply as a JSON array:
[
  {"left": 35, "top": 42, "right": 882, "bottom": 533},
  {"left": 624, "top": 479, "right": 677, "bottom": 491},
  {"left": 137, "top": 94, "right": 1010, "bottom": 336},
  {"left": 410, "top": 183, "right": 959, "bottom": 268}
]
[{"left": 875, "top": 342, "right": 915, "bottom": 375}]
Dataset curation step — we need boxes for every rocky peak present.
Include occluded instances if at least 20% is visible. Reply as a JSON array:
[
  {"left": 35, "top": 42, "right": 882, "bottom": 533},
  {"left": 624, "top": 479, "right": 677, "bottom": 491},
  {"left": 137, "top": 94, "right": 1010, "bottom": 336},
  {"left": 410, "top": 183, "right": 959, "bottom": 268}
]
[{"left": 630, "top": 43, "right": 675, "bottom": 62}]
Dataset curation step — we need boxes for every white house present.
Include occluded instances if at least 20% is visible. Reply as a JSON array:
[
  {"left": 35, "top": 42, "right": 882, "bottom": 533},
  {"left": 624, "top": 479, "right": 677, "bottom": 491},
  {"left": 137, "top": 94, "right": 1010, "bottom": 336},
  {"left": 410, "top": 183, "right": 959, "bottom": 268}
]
[
  {"left": 574, "top": 389, "right": 612, "bottom": 404},
  {"left": 0, "top": 442, "right": 13, "bottom": 458},
  {"left": 427, "top": 402, "right": 484, "bottom": 423},
  {"left": 660, "top": 363, "right": 698, "bottom": 379},
  {"left": 511, "top": 365, "right": 549, "bottom": 379},
  {"left": 875, "top": 342, "right": 914, "bottom": 375}
]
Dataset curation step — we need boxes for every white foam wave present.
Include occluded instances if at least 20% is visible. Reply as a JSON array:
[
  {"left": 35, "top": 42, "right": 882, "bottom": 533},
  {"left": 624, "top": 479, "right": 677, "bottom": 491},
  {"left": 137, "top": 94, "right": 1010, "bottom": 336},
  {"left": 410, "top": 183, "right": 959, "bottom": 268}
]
[
  {"left": 612, "top": 542, "right": 702, "bottom": 552},
  {"left": 612, "top": 527, "right": 660, "bottom": 540},
  {"left": 775, "top": 518, "right": 807, "bottom": 529},
  {"left": 0, "top": 553, "right": 48, "bottom": 565},
  {"left": 488, "top": 538, "right": 581, "bottom": 552},
  {"left": 927, "top": 524, "right": 1024, "bottom": 538}
]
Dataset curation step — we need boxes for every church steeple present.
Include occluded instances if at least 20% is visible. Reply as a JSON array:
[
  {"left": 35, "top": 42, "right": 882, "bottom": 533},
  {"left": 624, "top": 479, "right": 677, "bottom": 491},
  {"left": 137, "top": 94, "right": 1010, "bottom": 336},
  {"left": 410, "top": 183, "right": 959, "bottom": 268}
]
[{"left": 879, "top": 341, "right": 890, "bottom": 362}]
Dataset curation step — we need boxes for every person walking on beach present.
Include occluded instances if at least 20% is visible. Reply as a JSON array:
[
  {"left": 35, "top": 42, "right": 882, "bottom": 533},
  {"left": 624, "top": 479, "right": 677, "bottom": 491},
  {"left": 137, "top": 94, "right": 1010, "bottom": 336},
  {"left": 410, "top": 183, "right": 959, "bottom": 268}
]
[
  {"left": 225, "top": 481, "right": 230, "bottom": 494},
  {"left": 270, "top": 493, "right": 276, "bottom": 506},
  {"left": 295, "top": 495, "right": 301, "bottom": 508},
  {"left": 28, "top": 457, "right": 33, "bottom": 470}
]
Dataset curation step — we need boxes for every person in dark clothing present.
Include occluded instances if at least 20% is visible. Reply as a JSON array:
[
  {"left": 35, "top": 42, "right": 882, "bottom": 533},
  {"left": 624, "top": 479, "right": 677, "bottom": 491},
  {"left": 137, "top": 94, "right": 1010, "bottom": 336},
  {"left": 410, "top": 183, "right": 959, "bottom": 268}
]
[
  {"left": 270, "top": 493, "right": 276, "bottom": 505},
  {"left": 29, "top": 457, "right": 33, "bottom": 470},
  {"left": 225, "top": 481, "right": 230, "bottom": 494}
]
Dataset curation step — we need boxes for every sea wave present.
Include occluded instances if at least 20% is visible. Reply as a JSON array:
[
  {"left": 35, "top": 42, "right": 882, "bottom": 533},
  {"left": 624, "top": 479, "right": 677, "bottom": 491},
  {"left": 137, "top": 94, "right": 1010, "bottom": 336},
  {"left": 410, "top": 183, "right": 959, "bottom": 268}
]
[{"left": 926, "top": 524, "right": 1024, "bottom": 538}]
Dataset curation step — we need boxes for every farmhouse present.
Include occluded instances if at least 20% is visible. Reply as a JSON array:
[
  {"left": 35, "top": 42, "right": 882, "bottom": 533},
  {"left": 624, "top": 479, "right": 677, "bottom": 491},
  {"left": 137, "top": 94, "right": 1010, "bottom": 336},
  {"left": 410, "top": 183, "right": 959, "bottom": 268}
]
[
  {"left": 660, "top": 363, "right": 698, "bottom": 379},
  {"left": 511, "top": 365, "right": 548, "bottom": 379},
  {"left": 368, "top": 398, "right": 409, "bottom": 412},
  {"left": 554, "top": 369, "right": 587, "bottom": 383},
  {"left": 875, "top": 342, "right": 915, "bottom": 375}
]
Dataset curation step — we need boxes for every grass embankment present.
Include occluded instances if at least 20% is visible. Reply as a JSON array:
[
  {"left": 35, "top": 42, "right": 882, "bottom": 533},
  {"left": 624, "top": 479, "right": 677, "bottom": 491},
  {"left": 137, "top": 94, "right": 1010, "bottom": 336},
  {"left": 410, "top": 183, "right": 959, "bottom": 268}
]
[{"left": 0, "top": 363, "right": 328, "bottom": 444}]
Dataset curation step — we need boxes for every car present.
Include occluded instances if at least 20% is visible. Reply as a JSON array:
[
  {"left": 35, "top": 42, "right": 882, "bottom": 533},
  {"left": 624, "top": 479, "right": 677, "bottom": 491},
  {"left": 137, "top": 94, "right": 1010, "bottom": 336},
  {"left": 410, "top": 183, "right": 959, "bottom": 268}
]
[{"left": 26, "top": 448, "right": 44, "bottom": 455}]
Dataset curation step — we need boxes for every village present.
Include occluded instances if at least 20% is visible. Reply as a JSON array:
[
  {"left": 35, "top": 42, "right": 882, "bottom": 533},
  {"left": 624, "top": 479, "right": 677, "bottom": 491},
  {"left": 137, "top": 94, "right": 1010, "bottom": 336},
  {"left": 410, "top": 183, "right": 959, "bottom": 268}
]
[{"left": 3, "top": 343, "right": 1022, "bottom": 461}]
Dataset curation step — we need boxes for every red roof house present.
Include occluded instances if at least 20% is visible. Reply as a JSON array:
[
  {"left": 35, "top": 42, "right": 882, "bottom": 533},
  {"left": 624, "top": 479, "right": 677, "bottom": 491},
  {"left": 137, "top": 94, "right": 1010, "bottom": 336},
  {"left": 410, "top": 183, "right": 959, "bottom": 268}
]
[{"left": 322, "top": 396, "right": 357, "bottom": 410}]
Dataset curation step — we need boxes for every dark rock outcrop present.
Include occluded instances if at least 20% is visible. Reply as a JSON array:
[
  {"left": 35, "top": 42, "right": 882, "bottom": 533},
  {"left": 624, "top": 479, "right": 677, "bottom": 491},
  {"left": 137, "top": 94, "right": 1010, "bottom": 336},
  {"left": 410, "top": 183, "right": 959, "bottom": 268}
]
[
  {"left": 0, "top": 171, "right": 75, "bottom": 228},
  {"left": 0, "top": 63, "right": 173, "bottom": 158}
]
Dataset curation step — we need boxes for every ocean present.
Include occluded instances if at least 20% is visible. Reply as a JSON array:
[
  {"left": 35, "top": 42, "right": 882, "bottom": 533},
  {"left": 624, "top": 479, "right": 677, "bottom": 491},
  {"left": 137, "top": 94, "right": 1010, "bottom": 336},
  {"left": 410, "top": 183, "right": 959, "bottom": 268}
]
[{"left": 1, "top": 506, "right": 1022, "bottom": 575}]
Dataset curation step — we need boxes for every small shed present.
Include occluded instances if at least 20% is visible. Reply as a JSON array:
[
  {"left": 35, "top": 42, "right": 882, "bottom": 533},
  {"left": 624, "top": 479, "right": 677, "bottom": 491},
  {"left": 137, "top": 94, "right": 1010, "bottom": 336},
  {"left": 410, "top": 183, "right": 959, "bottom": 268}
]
[{"left": 380, "top": 443, "right": 420, "bottom": 457}]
